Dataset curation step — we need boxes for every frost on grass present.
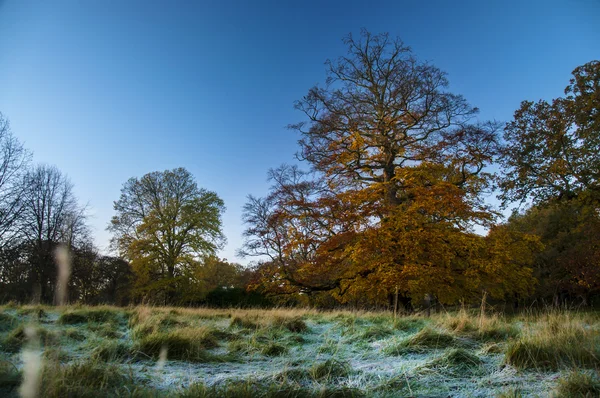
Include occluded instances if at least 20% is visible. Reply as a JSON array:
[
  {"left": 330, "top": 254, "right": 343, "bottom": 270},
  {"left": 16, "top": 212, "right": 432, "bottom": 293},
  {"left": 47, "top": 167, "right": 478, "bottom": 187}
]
[{"left": 0, "top": 306, "right": 598, "bottom": 397}]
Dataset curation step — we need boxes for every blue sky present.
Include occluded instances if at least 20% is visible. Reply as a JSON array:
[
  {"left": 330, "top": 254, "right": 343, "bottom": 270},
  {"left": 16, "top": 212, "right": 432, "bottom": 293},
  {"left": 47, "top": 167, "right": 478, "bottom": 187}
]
[{"left": 0, "top": 0, "right": 598, "bottom": 264}]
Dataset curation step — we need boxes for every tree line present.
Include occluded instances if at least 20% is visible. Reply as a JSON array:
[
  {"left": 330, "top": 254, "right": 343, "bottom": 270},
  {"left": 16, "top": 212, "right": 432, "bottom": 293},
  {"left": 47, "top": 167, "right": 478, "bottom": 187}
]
[{"left": 1, "top": 30, "right": 598, "bottom": 310}]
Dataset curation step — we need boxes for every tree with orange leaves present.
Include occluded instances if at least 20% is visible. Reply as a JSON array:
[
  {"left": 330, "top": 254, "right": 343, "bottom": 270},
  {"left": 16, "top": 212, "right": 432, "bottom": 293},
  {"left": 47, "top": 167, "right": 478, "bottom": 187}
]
[{"left": 242, "top": 31, "right": 535, "bottom": 309}]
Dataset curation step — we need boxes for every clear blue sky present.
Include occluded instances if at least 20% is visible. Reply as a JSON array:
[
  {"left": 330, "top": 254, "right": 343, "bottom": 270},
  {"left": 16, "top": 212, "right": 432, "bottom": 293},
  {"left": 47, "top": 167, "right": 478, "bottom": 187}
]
[{"left": 0, "top": 0, "right": 598, "bottom": 264}]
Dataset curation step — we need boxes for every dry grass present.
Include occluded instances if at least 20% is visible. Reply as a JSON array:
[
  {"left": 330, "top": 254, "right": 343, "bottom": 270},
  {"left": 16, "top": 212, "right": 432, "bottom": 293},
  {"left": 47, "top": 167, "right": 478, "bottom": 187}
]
[{"left": 504, "top": 312, "right": 600, "bottom": 370}]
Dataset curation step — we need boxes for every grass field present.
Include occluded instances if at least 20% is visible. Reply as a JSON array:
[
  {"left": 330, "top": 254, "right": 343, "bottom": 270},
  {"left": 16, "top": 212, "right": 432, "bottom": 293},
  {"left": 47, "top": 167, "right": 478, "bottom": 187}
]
[{"left": 0, "top": 305, "right": 599, "bottom": 397}]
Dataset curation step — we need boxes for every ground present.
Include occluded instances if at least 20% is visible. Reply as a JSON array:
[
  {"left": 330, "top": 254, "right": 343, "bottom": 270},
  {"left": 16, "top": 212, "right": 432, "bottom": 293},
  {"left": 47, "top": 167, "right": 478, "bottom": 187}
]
[{"left": 0, "top": 305, "right": 599, "bottom": 397}]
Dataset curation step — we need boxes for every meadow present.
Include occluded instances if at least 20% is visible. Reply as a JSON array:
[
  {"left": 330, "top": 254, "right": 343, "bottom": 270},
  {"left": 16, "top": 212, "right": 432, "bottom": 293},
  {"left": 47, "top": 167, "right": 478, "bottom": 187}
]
[{"left": 0, "top": 305, "right": 599, "bottom": 397}]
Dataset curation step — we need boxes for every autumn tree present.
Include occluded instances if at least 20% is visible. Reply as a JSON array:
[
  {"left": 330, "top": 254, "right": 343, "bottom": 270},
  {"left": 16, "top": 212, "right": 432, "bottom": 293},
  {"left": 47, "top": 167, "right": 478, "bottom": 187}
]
[
  {"left": 109, "top": 167, "right": 225, "bottom": 304},
  {"left": 242, "top": 31, "right": 523, "bottom": 309}
]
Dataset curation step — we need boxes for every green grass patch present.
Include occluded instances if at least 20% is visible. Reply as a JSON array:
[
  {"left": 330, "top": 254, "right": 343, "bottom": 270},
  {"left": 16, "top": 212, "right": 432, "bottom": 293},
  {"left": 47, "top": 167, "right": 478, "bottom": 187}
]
[
  {"left": 91, "top": 340, "right": 132, "bottom": 362},
  {"left": 554, "top": 371, "right": 600, "bottom": 397},
  {"left": 393, "top": 317, "right": 426, "bottom": 332},
  {"left": 1, "top": 325, "right": 57, "bottom": 353},
  {"left": 135, "top": 327, "right": 226, "bottom": 362},
  {"left": 0, "top": 359, "right": 20, "bottom": 393},
  {"left": 0, "top": 313, "right": 17, "bottom": 332},
  {"left": 180, "top": 380, "right": 364, "bottom": 398},
  {"left": 41, "top": 360, "right": 138, "bottom": 397}
]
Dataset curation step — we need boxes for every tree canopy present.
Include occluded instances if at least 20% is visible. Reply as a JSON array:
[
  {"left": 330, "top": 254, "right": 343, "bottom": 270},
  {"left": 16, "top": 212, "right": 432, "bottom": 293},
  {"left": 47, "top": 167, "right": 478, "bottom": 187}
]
[
  {"left": 242, "top": 31, "right": 534, "bottom": 309},
  {"left": 109, "top": 167, "right": 225, "bottom": 303}
]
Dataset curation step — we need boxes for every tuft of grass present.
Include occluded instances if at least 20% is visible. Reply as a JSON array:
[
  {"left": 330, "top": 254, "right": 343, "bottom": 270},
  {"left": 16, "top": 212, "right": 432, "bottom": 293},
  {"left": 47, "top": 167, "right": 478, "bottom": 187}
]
[
  {"left": 261, "top": 342, "right": 288, "bottom": 356},
  {"left": 495, "top": 387, "right": 523, "bottom": 398},
  {"left": 309, "top": 359, "right": 352, "bottom": 380},
  {"left": 0, "top": 359, "right": 21, "bottom": 392},
  {"left": 91, "top": 340, "right": 132, "bottom": 362},
  {"left": 480, "top": 342, "right": 504, "bottom": 355},
  {"left": 0, "top": 313, "right": 17, "bottom": 332},
  {"left": 425, "top": 348, "right": 482, "bottom": 373},
  {"left": 180, "top": 380, "right": 365, "bottom": 398},
  {"left": 384, "top": 327, "right": 460, "bottom": 355},
  {"left": 41, "top": 360, "right": 136, "bottom": 398},
  {"left": 58, "top": 309, "right": 120, "bottom": 325},
  {"left": 1, "top": 325, "right": 56, "bottom": 353},
  {"left": 87, "top": 322, "right": 122, "bottom": 339},
  {"left": 43, "top": 347, "right": 71, "bottom": 362},
  {"left": 393, "top": 317, "right": 426, "bottom": 332},
  {"left": 356, "top": 324, "right": 394, "bottom": 341},
  {"left": 64, "top": 328, "right": 86, "bottom": 341},
  {"left": 135, "top": 327, "right": 226, "bottom": 362},
  {"left": 554, "top": 371, "right": 600, "bottom": 398},
  {"left": 272, "top": 316, "right": 308, "bottom": 333},
  {"left": 504, "top": 314, "right": 600, "bottom": 370},
  {"left": 229, "top": 316, "right": 259, "bottom": 330}
]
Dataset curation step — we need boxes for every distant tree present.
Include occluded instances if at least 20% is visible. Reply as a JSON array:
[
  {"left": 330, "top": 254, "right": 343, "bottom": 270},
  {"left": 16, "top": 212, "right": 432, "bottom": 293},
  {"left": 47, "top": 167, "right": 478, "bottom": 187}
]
[
  {"left": 109, "top": 167, "right": 225, "bottom": 304},
  {"left": 499, "top": 60, "right": 600, "bottom": 206},
  {"left": 0, "top": 113, "right": 31, "bottom": 248},
  {"left": 19, "top": 164, "right": 87, "bottom": 303}
]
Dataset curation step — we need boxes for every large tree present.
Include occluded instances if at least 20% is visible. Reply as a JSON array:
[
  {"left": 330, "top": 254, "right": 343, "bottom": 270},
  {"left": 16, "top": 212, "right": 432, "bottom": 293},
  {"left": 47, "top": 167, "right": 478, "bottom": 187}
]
[
  {"left": 19, "top": 164, "right": 87, "bottom": 303},
  {"left": 109, "top": 167, "right": 225, "bottom": 304},
  {"left": 0, "top": 113, "right": 31, "bottom": 248},
  {"left": 499, "top": 60, "right": 600, "bottom": 206},
  {"left": 242, "top": 31, "right": 524, "bottom": 308}
]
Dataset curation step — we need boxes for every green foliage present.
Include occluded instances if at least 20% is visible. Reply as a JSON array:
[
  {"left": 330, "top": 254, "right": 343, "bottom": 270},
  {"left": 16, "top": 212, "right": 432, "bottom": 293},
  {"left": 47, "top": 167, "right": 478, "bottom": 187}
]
[{"left": 109, "top": 168, "right": 226, "bottom": 304}]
